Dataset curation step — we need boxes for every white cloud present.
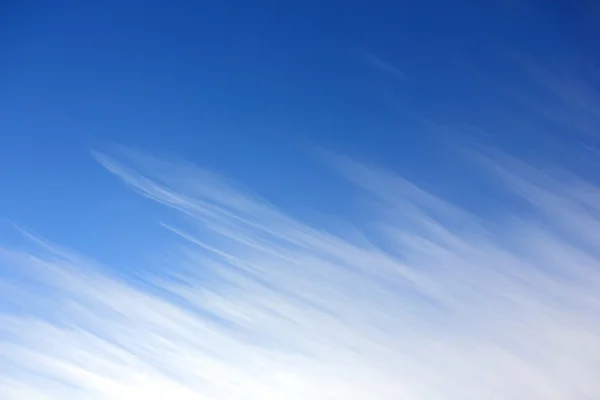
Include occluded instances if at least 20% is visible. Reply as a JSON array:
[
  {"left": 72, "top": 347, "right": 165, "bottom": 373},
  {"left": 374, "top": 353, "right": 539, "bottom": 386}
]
[{"left": 0, "top": 150, "right": 599, "bottom": 399}]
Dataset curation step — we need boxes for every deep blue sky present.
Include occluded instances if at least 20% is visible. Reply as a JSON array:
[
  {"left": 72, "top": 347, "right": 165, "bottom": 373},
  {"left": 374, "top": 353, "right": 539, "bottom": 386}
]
[{"left": 1, "top": 0, "right": 599, "bottom": 268}]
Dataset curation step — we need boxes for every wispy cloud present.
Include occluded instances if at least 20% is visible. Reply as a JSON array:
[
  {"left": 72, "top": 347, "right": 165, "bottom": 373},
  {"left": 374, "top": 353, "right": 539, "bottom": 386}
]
[
  {"left": 494, "top": 47, "right": 600, "bottom": 137},
  {"left": 1, "top": 149, "right": 599, "bottom": 399},
  {"left": 360, "top": 49, "right": 405, "bottom": 81}
]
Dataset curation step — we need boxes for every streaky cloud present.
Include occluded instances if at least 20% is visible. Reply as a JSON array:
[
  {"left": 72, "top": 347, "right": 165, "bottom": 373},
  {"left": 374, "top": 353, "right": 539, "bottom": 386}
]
[
  {"left": 0, "top": 149, "right": 599, "bottom": 399},
  {"left": 360, "top": 48, "right": 405, "bottom": 81}
]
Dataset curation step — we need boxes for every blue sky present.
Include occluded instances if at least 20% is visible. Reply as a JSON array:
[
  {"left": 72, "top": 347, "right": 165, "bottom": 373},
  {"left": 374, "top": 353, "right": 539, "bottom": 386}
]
[{"left": 1, "top": 1, "right": 600, "bottom": 398}]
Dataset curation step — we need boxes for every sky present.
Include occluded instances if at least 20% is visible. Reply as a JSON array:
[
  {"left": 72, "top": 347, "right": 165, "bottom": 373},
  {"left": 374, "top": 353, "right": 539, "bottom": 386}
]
[{"left": 1, "top": 0, "right": 600, "bottom": 398}]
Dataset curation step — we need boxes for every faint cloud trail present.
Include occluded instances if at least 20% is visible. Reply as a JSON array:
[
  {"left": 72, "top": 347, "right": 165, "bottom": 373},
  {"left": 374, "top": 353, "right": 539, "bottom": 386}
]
[{"left": 360, "top": 48, "right": 405, "bottom": 81}]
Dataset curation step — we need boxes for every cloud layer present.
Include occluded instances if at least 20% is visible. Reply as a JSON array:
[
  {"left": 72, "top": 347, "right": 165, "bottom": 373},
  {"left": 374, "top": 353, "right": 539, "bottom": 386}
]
[{"left": 1, "top": 150, "right": 599, "bottom": 399}]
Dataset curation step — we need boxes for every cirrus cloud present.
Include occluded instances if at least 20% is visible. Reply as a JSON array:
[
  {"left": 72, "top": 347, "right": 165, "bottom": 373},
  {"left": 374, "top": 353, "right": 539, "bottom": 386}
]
[{"left": 0, "top": 149, "right": 599, "bottom": 399}]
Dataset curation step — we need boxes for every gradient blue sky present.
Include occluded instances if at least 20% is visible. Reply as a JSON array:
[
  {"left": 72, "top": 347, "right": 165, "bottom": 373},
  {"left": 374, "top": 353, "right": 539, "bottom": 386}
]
[
  {"left": 3, "top": 1, "right": 599, "bottom": 258},
  {"left": 1, "top": 1, "right": 600, "bottom": 398}
]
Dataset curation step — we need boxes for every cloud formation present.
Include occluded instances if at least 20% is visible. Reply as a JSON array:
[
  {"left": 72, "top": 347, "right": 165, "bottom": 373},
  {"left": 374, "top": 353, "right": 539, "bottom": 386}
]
[{"left": 1, "top": 149, "right": 599, "bottom": 399}]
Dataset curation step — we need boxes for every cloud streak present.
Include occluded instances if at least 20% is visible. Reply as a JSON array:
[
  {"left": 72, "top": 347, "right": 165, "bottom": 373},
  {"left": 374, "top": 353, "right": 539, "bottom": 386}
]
[
  {"left": 360, "top": 49, "right": 405, "bottom": 81},
  {"left": 1, "top": 149, "right": 599, "bottom": 399}
]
